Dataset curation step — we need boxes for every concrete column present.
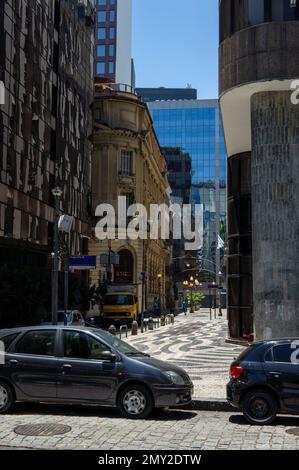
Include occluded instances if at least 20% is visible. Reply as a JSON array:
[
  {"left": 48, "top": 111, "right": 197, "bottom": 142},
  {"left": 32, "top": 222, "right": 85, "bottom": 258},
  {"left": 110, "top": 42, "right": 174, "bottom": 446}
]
[{"left": 251, "top": 91, "right": 299, "bottom": 339}]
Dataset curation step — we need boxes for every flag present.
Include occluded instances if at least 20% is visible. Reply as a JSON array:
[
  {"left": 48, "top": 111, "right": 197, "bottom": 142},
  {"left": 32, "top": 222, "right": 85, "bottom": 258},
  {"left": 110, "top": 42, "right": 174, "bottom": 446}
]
[{"left": 217, "top": 235, "right": 225, "bottom": 249}]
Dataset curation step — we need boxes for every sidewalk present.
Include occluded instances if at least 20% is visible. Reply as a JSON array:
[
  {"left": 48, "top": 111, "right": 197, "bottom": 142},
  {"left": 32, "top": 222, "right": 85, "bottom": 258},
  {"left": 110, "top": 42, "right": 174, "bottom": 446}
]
[{"left": 125, "top": 309, "right": 244, "bottom": 401}]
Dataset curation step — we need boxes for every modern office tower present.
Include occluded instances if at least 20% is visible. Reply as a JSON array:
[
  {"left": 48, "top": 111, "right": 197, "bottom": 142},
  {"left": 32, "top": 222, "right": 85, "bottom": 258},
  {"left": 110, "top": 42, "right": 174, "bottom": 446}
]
[
  {"left": 137, "top": 87, "right": 198, "bottom": 103},
  {"left": 0, "top": 0, "right": 94, "bottom": 325},
  {"left": 148, "top": 100, "right": 227, "bottom": 288},
  {"left": 219, "top": 0, "right": 299, "bottom": 341},
  {"left": 95, "top": 0, "right": 133, "bottom": 86},
  {"left": 161, "top": 147, "right": 192, "bottom": 280}
]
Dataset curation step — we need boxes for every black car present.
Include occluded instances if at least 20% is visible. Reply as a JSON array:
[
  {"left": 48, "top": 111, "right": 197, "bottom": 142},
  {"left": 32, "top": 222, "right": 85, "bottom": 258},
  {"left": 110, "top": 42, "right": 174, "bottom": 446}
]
[
  {"left": 0, "top": 326, "right": 193, "bottom": 419},
  {"left": 227, "top": 338, "right": 299, "bottom": 425}
]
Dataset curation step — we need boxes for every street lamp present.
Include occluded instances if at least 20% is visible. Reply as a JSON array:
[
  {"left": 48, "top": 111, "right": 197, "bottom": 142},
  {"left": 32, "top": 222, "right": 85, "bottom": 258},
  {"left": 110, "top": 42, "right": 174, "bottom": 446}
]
[{"left": 51, "top": 187, "right": 62, "bottom": 325}]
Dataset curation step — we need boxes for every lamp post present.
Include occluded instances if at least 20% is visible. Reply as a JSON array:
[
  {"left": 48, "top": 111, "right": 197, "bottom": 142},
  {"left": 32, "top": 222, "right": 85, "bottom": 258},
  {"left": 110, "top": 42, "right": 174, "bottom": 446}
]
[
  {"left": 212, "top": 280, "right": 217, "bottom": 319},
  {"left": 51, "top": 187, "right": 62, "bottom": 325},
  {"left": 157, "top": 273, "right": 162, "bottom": 315},
  {"left": 218, "top": 271, "right": 223, "bottom": 317}
]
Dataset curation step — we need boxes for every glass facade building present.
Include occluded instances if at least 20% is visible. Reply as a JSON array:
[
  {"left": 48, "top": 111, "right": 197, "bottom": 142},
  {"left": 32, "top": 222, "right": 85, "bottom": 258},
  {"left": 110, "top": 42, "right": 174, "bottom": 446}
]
[{"left": 148, "top": 100, "right": 227, "bottom": 281}]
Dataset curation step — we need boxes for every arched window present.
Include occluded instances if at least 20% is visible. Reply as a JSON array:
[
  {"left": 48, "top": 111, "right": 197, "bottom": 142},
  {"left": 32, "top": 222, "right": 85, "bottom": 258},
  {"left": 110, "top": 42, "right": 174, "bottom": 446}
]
[{"left": 114, "top": 249, "right": 134, "bottom": 284}]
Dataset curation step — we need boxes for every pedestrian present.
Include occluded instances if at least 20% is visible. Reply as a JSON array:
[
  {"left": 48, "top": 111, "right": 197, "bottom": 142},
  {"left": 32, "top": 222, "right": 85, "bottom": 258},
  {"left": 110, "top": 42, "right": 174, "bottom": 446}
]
[
  {"left": 153, "top": 297, "right": 160, "bottom": 317},
  {"left": 182, "top": 300, "right": 188, "bottom": 316}
]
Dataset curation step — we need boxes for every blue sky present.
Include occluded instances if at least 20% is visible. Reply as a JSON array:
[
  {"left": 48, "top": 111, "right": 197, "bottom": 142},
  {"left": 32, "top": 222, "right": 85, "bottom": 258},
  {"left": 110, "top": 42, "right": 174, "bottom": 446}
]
[{"left": 132, "top": 0, "right": 219, "bottom": 99}]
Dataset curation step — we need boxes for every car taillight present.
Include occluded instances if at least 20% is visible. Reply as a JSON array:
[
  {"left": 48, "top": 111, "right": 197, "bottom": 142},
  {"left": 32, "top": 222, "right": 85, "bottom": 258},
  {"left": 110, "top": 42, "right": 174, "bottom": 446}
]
[{"left": 230, "top": 365, "right": 244, "bottom": 379}]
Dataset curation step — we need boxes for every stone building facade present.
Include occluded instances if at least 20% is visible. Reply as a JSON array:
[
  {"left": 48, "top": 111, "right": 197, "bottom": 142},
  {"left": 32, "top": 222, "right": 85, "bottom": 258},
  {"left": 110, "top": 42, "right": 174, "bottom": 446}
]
[
  {"left": 0, "top": 0, "right": 94, "bottom": 324},
  {"left": 219, "top": 0, "right": 299, "bottom": 340},
  {"left": 89, "top": 84, "right": 171, "bottom": 311}
]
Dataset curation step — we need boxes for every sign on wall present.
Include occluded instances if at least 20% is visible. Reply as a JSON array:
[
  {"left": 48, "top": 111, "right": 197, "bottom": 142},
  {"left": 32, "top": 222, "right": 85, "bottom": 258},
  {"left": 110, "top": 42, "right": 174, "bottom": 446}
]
[{"left": 0, "top": 81, "right": 5, "bottom": 105}]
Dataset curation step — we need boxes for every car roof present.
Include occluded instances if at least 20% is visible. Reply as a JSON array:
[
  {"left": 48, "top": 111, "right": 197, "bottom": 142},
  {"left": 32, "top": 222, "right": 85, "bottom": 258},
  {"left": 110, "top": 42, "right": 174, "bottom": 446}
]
[
  {"left": 0, "top": 325, "right": 102, "bottom": 336},
  {"left": 252, "top": 338, "right": 299, "bottom": 346}
]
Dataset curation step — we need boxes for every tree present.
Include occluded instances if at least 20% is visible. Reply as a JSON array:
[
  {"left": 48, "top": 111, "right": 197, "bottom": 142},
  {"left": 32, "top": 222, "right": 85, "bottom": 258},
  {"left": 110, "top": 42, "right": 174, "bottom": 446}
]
[{"left": 186, "top": 292, "right": 205, "bottom": 308}]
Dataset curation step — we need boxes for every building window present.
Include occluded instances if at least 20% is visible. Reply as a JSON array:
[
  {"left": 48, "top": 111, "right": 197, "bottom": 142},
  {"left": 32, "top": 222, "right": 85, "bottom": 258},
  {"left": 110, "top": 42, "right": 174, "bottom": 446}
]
[
  {"left": 108, "top": 62, "right": 115, "bottom": 74},
  {"left": 98, "top": 0, "right": 106, "bottom": 5},
  {"left": 97, "top": 11, "right": 106, "bottom": 23},
  {"left": 110, "top": 0, "right": 116, "bottom": 4},
  {"left": 109, "top": 44, "right": 115, "bottom": 56},
  {"left": 109, "top": 10, "right": 116, "bottom": 22},
  {"left": 109, "top": 27, "right": 115, "bottom": 39},
  {"left": 97, "top": 45, "right": 105, "bottom": 57},
  {"left": 120, "top": 150, "right": 133, "bottom": 176},
  {"left": 96, "top": 62, "right": 105, "bottom": 74},
  {"left": 97, "top": 28, "right": 106, "bottom": 40}
]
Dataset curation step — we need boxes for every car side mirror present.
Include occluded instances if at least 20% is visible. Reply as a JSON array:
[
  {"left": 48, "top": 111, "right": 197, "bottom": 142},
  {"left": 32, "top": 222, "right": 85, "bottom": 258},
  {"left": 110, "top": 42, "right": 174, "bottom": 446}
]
[{"left": 101, "top": 351, "right": 117, "bottom": 362}]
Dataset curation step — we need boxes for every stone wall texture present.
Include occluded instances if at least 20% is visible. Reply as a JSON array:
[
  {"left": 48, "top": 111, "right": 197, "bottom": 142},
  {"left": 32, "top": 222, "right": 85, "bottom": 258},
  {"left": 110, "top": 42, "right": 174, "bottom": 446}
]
[
  {"left": 251, "top": 91, "right": 299, "bottom": 339},
  {"left": 219, "top": 21, "right": 299, "bottom": 95}
]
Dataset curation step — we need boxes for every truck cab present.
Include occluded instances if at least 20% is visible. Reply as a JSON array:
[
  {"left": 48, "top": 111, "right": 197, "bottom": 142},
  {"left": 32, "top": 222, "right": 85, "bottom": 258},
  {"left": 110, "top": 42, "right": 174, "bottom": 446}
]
[{"left": 102, "top": 286, "right": 138, "bottom": 324}]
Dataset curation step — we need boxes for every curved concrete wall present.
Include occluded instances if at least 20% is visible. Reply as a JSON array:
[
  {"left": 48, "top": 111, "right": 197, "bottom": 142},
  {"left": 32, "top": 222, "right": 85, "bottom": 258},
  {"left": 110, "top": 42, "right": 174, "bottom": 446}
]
[
  {"left": 220, "top": 21, "right": 299, "bottom": 95},
  {"left": 219, "top": 4, "right": 299, "bottom": 340}
]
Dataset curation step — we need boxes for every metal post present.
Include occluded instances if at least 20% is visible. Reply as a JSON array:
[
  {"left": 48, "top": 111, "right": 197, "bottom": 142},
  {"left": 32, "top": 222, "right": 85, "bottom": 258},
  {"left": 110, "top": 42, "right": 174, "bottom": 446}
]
[
  {"left": 51, "top": 194, "right": 60, "bottom": 325},
  {"left": 190, "top": 286, "right": 194, "bottom": 313},
  {"left": 209, "top": 288, "right": 212, "bottom": 321},
  {"left": 63, "top": 234, "right": 69, "bottom": 326},
  {"left": 141, "top": 272, "right": 145, "bottom": 333},
  {"left": 107, "top": 240, "right": 112, "bottom": 285},
  {"left": 214, "top": 289, "right": 217, "bottom": 319}
]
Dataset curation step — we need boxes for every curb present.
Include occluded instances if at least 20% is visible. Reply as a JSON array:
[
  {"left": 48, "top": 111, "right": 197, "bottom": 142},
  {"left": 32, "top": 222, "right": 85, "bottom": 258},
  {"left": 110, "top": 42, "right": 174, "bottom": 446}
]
[{"left": 178, "top": 398, "right": 235, "bottom": 412}]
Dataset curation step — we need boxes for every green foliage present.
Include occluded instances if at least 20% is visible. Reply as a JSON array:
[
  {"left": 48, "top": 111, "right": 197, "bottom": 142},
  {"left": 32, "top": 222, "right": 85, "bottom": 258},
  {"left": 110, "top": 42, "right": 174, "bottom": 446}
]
[{"left": 186, "top": 292, "right": 205, "bottom": 306}]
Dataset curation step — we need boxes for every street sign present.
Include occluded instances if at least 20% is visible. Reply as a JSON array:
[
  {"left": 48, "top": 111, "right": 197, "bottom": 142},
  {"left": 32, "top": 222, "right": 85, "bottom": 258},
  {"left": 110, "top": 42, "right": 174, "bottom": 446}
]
[
  {"left": 69, "top": 256, "right": 96, "bottom": 270},
  {"left": 100, "top": 253, "right": 120, "bottom": 266},
  {"left": 58, "top": 215, "right": 74, "bottom": 233}
]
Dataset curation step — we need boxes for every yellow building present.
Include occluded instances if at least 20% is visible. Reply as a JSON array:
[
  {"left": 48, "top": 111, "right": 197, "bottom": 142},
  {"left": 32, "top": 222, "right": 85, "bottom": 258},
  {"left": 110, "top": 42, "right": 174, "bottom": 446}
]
[{"left": 89, "top": 84, "right": 171, "bottom": 311}]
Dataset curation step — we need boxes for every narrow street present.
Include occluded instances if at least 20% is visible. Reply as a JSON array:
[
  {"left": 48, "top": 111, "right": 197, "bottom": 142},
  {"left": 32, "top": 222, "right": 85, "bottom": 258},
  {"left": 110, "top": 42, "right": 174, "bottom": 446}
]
[{"left": 126, "top": 309, "right": 243, "bottom": 399}]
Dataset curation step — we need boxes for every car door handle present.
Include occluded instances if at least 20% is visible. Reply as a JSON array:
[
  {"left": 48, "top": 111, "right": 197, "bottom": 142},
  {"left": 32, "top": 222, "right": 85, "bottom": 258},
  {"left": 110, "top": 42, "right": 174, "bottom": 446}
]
[
  {"left": 62, "top": 364, "right": 72, "bottom": 369},
  {"left": 269, "top": 372, "right": 282, "bottom": 378},
  {"left": 9, "top": 359, "right": 19, "bottom": 365}
]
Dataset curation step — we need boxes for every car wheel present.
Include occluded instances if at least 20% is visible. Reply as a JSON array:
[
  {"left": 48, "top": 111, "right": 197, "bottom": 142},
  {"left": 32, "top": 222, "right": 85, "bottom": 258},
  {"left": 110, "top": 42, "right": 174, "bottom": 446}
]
[
  {"left": 242, "top": 389, "right": 278, "bottom": 425},
  {"left": 0, "top": 381, "right": 14, "bottom": 414},
  {"left": 118, "top": 384, "right": 153, "bottom": 419}
]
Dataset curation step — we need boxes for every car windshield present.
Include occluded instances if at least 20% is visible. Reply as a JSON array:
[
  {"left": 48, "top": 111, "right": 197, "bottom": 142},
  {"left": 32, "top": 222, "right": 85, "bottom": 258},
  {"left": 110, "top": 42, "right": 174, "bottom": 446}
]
[
  {"left": 92, "top": 330, "right": 148, "bottom": 357},
  {"left": 104, "top": 295, "right": 134, "bottom": 306},
  {"left": 57, "top": 312, "right": 72, "bottom": 323}
]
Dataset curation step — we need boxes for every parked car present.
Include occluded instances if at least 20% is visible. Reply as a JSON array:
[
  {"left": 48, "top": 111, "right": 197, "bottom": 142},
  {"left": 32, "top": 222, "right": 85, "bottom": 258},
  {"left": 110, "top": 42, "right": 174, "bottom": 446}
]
[
  {"left": 0, "top": 326, "right": 193, "bottom": 419},
  {"left": 42, "top": 310, "right": 85, "bottom": 326},
  {"left": 227, "top": 338, "right": 299, "bottom": 425}
]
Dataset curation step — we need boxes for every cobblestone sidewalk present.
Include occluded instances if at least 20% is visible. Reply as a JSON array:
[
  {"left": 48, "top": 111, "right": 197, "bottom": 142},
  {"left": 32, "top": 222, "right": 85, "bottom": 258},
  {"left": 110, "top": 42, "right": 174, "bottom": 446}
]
[
  {"left": 0, "top": 404, "right": 299, "bottom": 450},
  {"left": 125, "top": 309, "right": 243, "bottom": 399}
]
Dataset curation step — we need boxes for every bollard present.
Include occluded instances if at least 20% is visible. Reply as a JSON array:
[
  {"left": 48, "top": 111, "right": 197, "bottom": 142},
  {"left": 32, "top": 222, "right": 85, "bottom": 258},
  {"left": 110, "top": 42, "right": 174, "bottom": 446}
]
[
  {"left": 170, "top": 314, "right": 175, "bottom": 325},
  {"left": 148, "top": 317, "right": 154, "bottom": 331},
  {"left": 119, "top": 324, "right": 128, "bottom": 339},
  {"left": 131, "top": 321, "right": 138, "bottom": 336},
  {"left": 161, "top": 316, "right": 165, "bottom": 326},
  {"left": 108, "top": 324, "right": 117, "bottom": 336}
]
